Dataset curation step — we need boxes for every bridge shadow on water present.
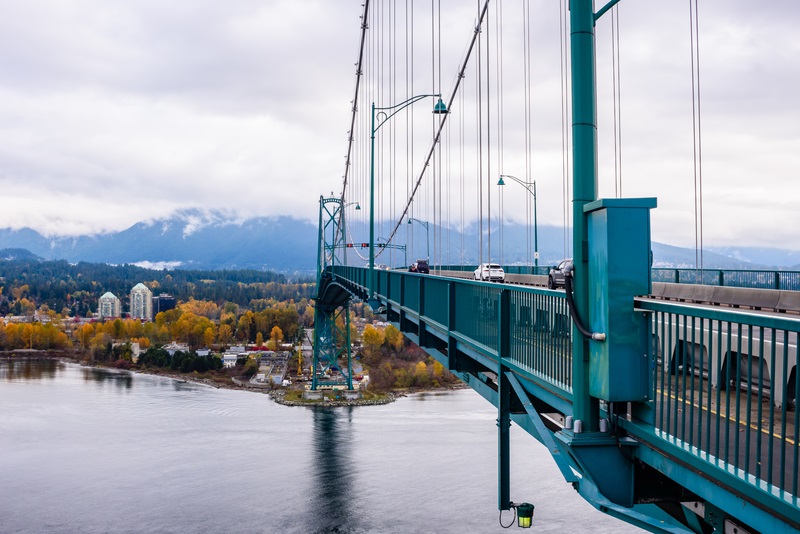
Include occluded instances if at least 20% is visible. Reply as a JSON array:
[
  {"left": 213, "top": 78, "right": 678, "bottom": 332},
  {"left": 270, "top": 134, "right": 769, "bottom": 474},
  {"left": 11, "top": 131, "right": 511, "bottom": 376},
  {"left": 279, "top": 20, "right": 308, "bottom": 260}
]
[
  {"left": 307, "top": 407, "right": 360, "bottom": 534},
  {"left": 81, "top": 366, "right": 133, "bottom": 389}
]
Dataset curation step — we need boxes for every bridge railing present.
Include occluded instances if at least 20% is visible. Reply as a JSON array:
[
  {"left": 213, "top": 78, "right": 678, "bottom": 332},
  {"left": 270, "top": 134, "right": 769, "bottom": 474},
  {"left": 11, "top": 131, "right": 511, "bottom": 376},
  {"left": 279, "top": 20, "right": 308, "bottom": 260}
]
[
  {"left": 636, "top": 298, "right": 800, "bottom": 504},
  {"left": 651, "top": 268, "right": 800, "bottom": 290},
  {"left": 334, "top": 266, "right": 572, "bottom": 392}
]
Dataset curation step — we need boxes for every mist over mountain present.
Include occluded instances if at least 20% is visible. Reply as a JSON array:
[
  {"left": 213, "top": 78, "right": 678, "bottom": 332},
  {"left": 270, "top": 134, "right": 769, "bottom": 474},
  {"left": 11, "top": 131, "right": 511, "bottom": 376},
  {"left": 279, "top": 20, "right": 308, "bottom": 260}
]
[{"left": 0, "top": 209, "right": 794, "bottom": 272}]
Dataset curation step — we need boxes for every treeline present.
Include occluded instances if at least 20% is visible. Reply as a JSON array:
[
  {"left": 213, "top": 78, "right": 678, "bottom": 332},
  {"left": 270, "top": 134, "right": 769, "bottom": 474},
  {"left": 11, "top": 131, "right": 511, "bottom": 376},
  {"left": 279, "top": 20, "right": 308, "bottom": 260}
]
[
  {"left": 135, "top": 348, "right": 224, "bottom": 373},
  {"left": 0, "top": 259, "right": 315, "bottom": 316},
  {"left": 0, "top": 301, "right": 309, "bottom": 354}
]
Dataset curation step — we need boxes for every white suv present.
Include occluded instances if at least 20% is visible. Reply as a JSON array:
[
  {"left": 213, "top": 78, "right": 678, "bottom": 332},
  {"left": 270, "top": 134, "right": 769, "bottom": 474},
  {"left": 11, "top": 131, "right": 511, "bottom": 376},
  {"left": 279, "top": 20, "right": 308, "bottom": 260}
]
[{"left": 474, "top": 263, "right": 505, "bottom": 282}]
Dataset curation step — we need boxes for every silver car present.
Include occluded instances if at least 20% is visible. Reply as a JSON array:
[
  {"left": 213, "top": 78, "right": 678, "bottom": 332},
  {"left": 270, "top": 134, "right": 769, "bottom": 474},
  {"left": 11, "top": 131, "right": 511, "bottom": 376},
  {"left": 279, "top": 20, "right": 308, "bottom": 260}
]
[
  {"left": 548, "top": 259, "right": 573, "bottom": 289},
  {"left": 474, "top": 263, "right": 505, "bottom": 282}
]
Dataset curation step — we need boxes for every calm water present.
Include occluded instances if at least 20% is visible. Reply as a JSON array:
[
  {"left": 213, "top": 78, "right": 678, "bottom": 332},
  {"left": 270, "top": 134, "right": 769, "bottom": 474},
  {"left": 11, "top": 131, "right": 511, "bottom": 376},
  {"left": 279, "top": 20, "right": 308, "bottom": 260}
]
[{"left": 0, "top": 360, "right": 640, "bottom": 534}]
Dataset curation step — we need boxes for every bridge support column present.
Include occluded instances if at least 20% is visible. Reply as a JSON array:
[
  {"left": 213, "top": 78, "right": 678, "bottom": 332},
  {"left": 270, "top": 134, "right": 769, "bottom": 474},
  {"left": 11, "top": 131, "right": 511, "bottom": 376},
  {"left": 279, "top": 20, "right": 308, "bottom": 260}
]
[
  {"left": 498, "top": 367, "right": 511, "bottom": 511},
  {"left": 570, "top": 0, "right": 600, "bottom": 434},
  {"left": 497, "top": 289, "right": 511, "bottom": 510}
]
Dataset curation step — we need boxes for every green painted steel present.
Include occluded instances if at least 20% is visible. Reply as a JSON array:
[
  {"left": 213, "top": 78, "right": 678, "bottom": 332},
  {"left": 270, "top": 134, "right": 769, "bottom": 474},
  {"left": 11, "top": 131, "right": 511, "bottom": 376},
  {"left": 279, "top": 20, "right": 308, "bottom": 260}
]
[
  {"left": 330, "top": 265, "right": 800, "bottom": 531},
  {"left": 570, "top": 0, "right": 598, "bottom": 435},
  {"left": 327, "top": 0, "right": 800, "bottom": 528},
  {"left": 585, "top": 198, "right": 655, "bottom": 402},
  {"left": 313, "top": 196, "right": 354, "bottom": 390},
  {"left": 422, "top": 276, "right": 450, "bottom": 327},
  {"left": 454, "top": 281, "right": 503, "bottom": 352},
  {"left": 638, "top": 298, "right": 800, "bottom": 499},
  {"left": 507, "top": 290, "right": 573, "bottom": 391}
]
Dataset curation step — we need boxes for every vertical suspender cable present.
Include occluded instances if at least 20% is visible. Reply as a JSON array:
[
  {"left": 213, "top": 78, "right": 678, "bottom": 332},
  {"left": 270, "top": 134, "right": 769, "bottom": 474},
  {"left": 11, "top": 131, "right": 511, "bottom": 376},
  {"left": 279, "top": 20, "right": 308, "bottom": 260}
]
[
  {"left": 689, "top": 0, "right": 704, "bottom": 276},
  {"left": 339, "top": 0, "right": 371, "bottom": 250},
  {"left": 390, "top": 0, "right": 396, "bottom": 266},
  {"left": 438, "top": 0, "right": 443, "bottom": 267},
  {"left": 611, "top": 5, "right": 623, "bottom": 197},
  {"left": 383, "top": 0, "right": 491, "bottom": 248},
  {"left": 496, "top": 0, "right": 504, "bottom": 266},
  {"left": 559, "top": 0, "right": 571, "bottom": 259},
  {"left": 408, "top": 0, "right": 415, "bottom": 258},
  {"left": 430, "top": 0, "right": 435, "bottom": 266},
  {"left": 523, "top": 0, "right": 532, "bottom": 267},
  {"left": 486, "top": 0, "right": 492, "bottom": 263},
  {"left": 460, "top": 80, "right": 465, "bottom": 265},
  {"left": 478, "top": 1, "right": 484, "bottom": 268}
]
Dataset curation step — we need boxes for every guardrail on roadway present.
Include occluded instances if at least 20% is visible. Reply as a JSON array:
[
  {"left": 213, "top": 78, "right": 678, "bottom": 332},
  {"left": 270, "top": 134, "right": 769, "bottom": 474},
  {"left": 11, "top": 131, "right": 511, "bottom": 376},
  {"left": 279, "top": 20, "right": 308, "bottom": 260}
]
[{"left": 435, "top": 265, "right": 800, "bottom": 291}]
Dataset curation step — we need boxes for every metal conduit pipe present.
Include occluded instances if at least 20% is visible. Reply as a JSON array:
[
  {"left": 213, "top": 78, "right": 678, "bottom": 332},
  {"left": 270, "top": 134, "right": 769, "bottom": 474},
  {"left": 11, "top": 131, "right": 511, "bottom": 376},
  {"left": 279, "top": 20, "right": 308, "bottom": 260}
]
[{"left": 563, "top": 263, "right": 606, "bottom": 342}]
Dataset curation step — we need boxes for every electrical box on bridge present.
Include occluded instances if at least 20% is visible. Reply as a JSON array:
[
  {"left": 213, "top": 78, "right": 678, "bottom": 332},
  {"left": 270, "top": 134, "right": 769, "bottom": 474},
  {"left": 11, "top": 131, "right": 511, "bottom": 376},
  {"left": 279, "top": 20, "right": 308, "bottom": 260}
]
[{"left": 584, "top": 198, "right": 656, "bottom": 402}]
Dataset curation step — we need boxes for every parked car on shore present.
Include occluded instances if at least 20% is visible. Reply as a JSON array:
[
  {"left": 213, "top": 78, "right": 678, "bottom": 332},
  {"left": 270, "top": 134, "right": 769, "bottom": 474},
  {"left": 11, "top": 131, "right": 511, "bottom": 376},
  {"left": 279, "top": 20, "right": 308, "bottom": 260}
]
[{"left": 474, "top": 263, "right": 505, "bottom": 282}]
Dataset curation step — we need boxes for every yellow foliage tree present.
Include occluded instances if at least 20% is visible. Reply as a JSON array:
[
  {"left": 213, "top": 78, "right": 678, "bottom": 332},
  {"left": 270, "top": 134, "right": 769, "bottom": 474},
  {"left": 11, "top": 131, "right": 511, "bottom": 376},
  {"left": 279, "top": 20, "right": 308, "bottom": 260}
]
[
  {"left": 384, "top": 324, "right": 404, "bottom": 351},
  {"left": 76, "top": 323, "right": 95, "bottom": 349},
  {"left": 269, "top": 326, "right": 284, "bottom": 349},
  {"left": 362, "top": 325, "right": 384, "bottom": 354},
  {"left": 180, "top": 298, "right": 220, "bottom": 320},
  {"left": 203, "top": 327, "right": 215, "bottom": 349},
  {"left": 414, "top": 361, "right": 431, "bottom": 387},
  {"left": 432, "top": 360, "right": 445, "bottom": 381},
  {"left": 218, "top": 324, "right": 233, "bottom": 346}
]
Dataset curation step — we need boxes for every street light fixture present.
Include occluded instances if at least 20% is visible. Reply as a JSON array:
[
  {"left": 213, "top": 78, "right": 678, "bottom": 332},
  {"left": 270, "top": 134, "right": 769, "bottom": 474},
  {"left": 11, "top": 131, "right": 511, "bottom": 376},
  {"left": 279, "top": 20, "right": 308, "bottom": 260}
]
[
  {"left": 369, "top": 94, "right": 447, "bottom": 300},
  {"left": 498, "top": 175, "right": 538, "bottom": 268},
  {"left": 516, "top": 503, "right": 535, "bottom": 528},
  {"left": 406, "top": 217, "right": 430, "bottom": 261}
]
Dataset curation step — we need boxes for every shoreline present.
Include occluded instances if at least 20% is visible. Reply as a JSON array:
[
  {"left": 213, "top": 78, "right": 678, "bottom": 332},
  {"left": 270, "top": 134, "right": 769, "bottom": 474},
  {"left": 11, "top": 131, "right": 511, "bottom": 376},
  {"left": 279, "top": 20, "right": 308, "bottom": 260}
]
[{"left": 4, "top": 353, "right": 469, "bottom": 407}]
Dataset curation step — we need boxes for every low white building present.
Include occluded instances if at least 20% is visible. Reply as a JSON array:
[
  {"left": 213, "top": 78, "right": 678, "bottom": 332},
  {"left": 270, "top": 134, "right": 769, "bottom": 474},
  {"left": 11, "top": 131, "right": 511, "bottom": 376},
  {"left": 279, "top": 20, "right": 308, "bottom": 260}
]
[{"left": 222, "top": 353, "right": 239, "bottom": 368}]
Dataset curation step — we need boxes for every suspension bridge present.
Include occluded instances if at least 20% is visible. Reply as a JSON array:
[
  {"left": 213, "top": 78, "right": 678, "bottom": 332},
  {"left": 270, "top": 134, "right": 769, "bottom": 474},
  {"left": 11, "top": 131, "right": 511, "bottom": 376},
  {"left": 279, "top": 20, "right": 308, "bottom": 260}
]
[{"left": 312, "top": 1, "right": 800, "bottom": 532}]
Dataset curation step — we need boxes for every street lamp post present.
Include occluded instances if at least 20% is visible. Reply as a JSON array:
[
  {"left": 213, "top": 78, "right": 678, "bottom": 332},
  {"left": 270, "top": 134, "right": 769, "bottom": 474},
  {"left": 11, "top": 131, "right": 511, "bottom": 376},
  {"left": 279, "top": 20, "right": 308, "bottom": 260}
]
[
  {"left": 406, "top": 217, "right": 430, "bottom": 261},
  {"left": 369, "top": 94, "right": 447, "bottom": 299},
  {"left": 498, "top": 175, "right": 538, "bottom": 269}
]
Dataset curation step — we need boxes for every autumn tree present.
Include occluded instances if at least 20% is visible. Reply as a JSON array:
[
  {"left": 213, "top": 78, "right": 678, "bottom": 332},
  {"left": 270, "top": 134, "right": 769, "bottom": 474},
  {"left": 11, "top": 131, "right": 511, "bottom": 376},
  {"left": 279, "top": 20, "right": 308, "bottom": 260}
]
[
  {"left": 203, "top": 327, "right": 215, "bottom": 349},
  {"left": 237, "top": 312, "right": 254, "bottom": 342},
  {"left": 217, "top": 323, "right": 233, "bottom": 346},
  {"left": 267, "top": 325, "right": 283, "bottom": 350},
  {"left": 362, "top": 325, "right": 384, "bottom": 355},
  {"left": 413, "top": 361, "right": 431, "bottom": 388},
  {"left": 384, "top": 324, "right": 404, "bottom": 351},
  {"left": 180, "top": 298, "right": 220, "bottom": 320}
]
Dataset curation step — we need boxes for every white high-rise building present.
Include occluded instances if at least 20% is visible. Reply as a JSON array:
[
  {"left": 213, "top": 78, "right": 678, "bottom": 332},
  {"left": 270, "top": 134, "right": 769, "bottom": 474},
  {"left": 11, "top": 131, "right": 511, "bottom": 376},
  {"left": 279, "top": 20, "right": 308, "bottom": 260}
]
[
  {"left": 129, "top": 283, "right": 153, "bottom": 321},
  {"left": 98, "top": 292, "right": 121, "bottom": 319}
]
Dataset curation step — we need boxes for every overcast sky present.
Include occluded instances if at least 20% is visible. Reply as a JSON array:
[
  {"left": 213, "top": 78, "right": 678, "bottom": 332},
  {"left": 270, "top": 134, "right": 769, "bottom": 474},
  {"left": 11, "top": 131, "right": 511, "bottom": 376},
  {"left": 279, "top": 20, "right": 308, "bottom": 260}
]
[{"left": 0, "top": 1, "right": 798, "bottom": 251}]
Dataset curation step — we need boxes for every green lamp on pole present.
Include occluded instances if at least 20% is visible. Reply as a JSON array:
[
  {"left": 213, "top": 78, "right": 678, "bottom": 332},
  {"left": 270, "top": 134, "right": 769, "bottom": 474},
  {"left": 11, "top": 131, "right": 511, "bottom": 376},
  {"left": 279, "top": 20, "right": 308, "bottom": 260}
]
[
  {"left": 406, "top": 217, "right": 430, "bottom": 261},
  {"left": 369, "top": 95, "right": 447, "bottom": 301},
  {"left": 498, "top": 175, "right": 538, "bottom": 268}
]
